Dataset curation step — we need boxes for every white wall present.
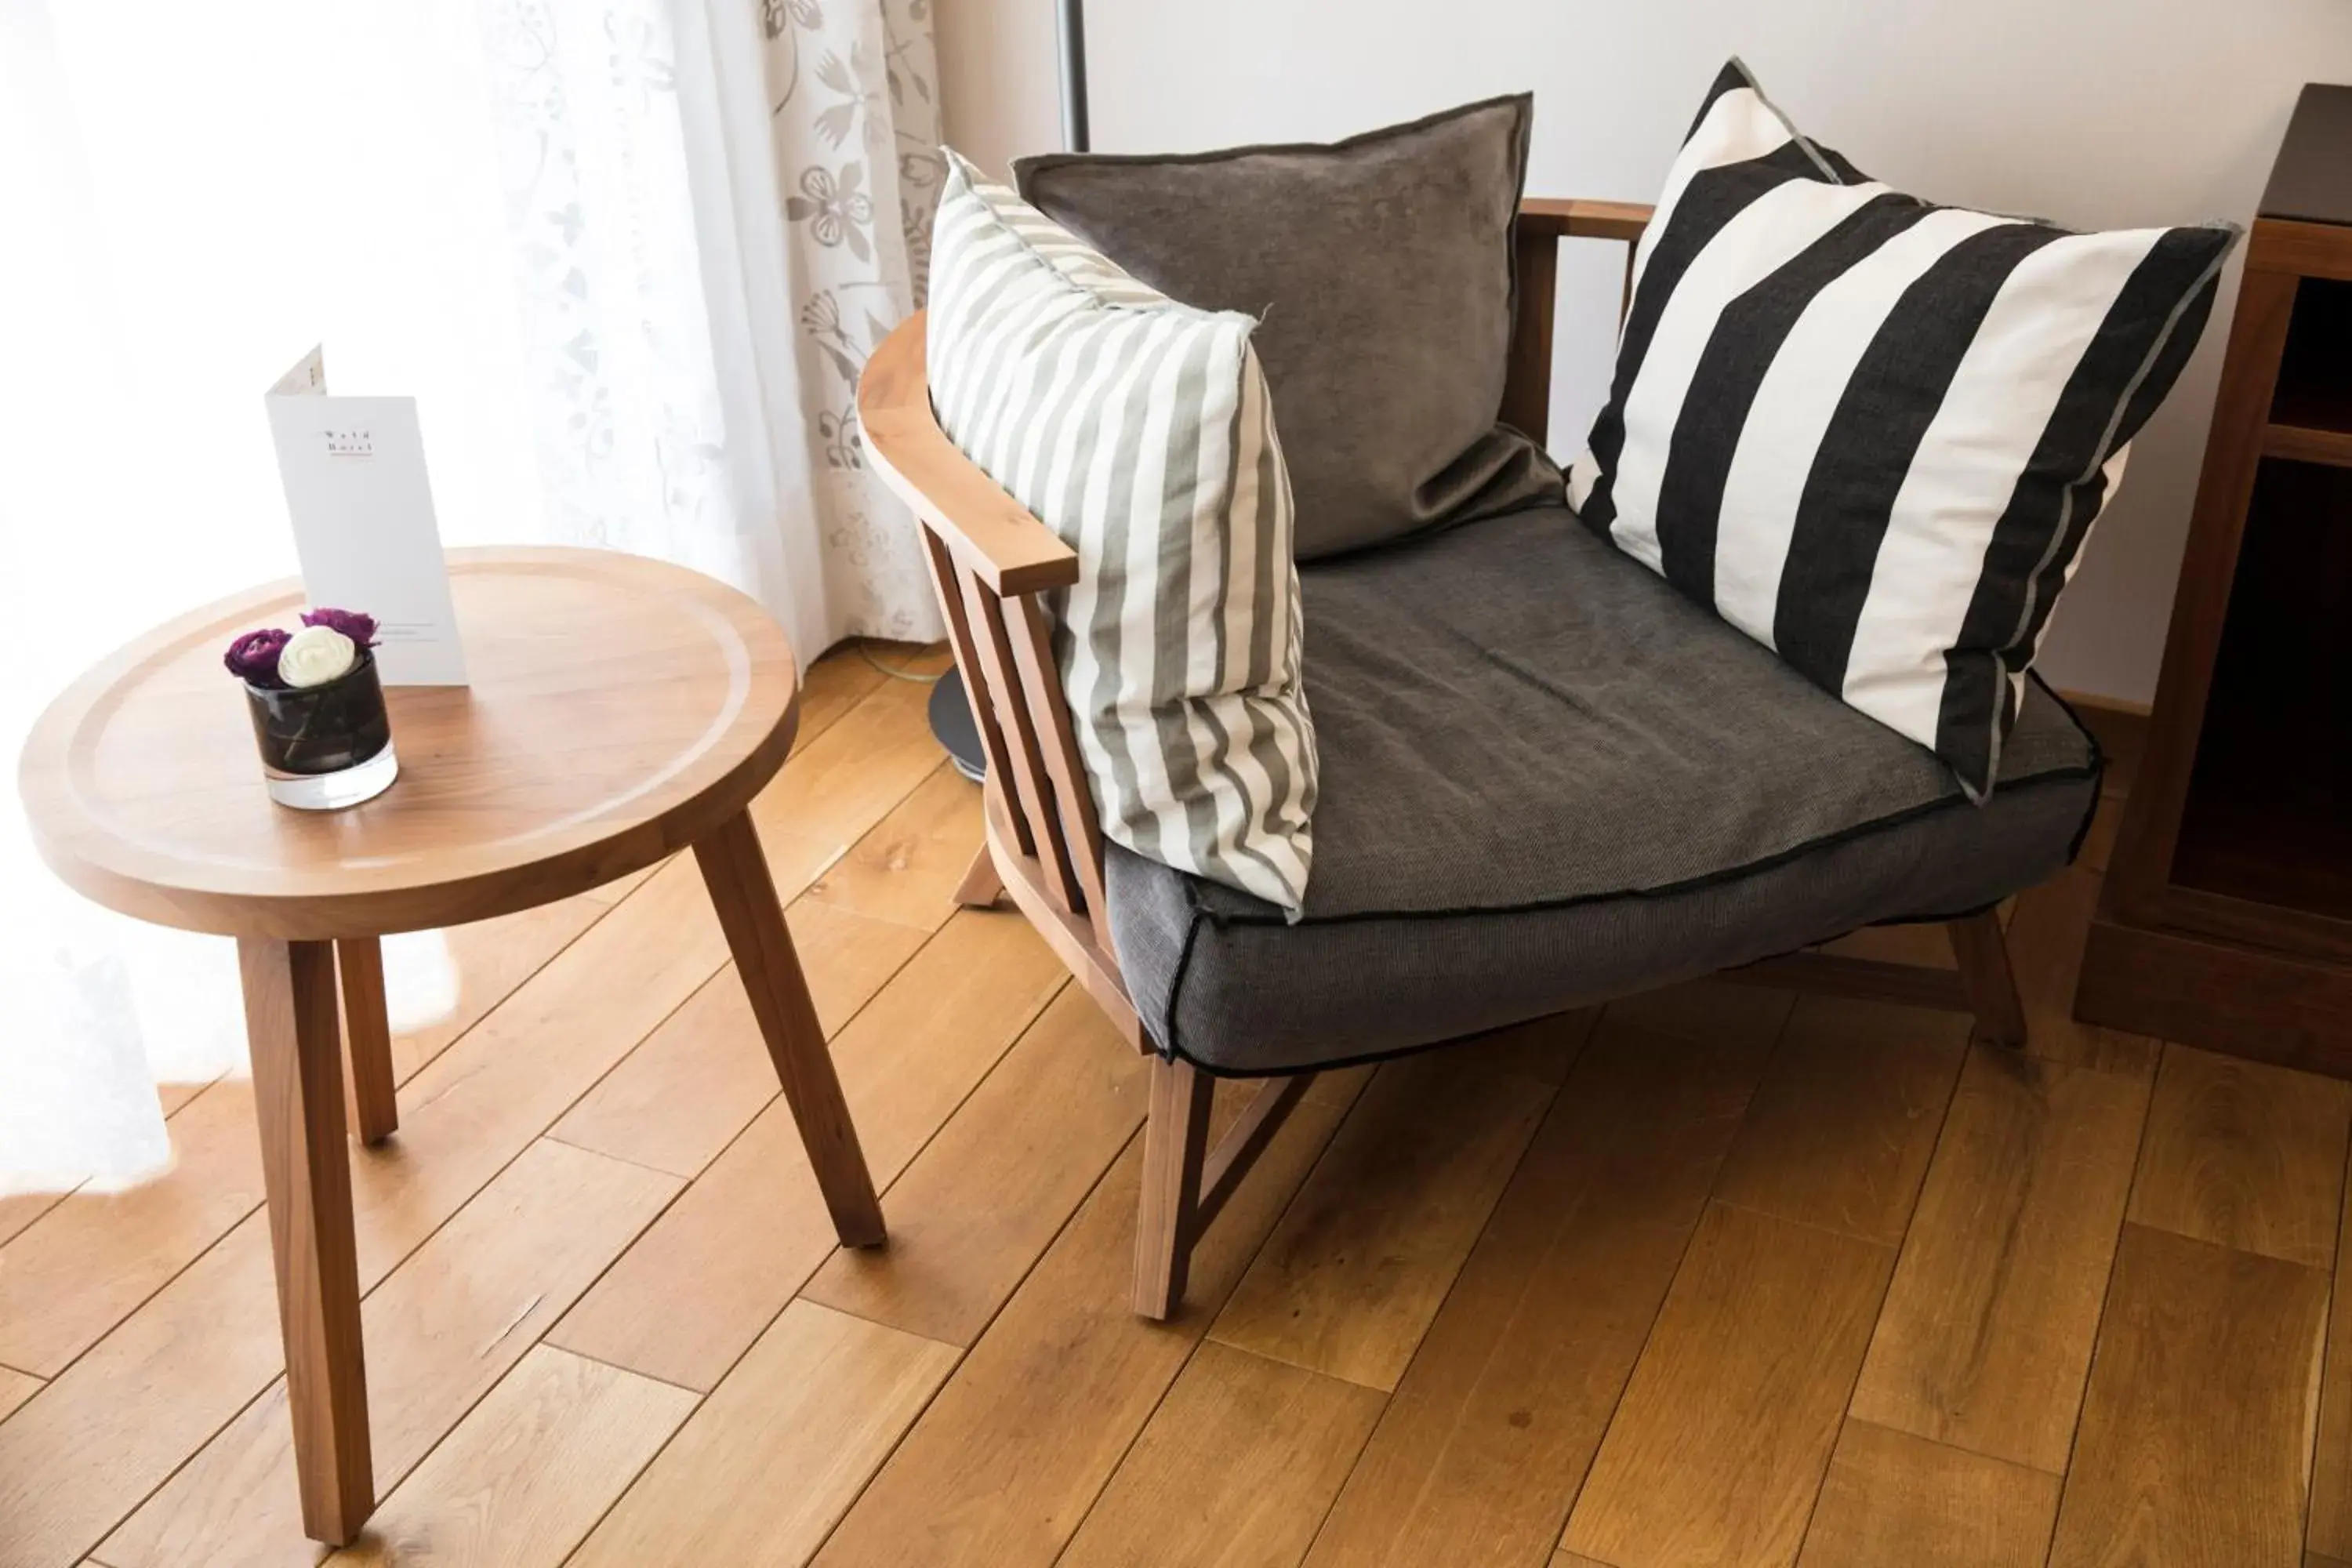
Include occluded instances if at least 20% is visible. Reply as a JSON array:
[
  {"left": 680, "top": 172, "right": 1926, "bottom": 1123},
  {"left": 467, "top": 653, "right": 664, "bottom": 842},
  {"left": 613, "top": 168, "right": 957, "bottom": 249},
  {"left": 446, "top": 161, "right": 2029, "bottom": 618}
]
[{"left": 938, "top": 0, "right": 2352, "bottom": 704}]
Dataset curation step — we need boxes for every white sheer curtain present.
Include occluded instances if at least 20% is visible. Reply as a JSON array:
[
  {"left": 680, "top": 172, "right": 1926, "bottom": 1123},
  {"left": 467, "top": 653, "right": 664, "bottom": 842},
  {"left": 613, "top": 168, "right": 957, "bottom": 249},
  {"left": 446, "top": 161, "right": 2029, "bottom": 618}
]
[{"left": 0, "top": 0, "right": 942, "bottom": 1194}]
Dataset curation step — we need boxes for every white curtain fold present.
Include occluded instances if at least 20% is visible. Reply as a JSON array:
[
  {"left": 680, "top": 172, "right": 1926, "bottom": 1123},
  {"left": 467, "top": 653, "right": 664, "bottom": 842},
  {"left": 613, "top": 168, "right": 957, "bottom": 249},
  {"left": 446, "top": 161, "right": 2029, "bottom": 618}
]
[
  {"left": 479, "top": 0, "right": 945, "bottom": 658},
  {"left": 0, "top": 0, "right": 942, "bottom": 1194}
]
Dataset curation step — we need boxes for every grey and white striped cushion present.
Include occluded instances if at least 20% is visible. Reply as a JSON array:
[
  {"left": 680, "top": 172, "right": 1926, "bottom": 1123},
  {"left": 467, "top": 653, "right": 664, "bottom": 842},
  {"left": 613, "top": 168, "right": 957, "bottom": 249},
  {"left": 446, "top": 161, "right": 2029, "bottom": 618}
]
[
  {"left": 1570, "top": 60, "right": 2235, "bottom": 797},
  {"left": 927, "top": 151, "right": 1316, "bottom": 911}
]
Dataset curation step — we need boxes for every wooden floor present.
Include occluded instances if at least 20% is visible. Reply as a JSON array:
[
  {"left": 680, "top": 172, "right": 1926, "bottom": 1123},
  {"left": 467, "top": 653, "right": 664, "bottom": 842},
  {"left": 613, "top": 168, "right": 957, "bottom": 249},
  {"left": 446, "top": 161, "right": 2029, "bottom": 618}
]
[{"left": 2, "top": 642, "right": 2346, "bottom": 1568}]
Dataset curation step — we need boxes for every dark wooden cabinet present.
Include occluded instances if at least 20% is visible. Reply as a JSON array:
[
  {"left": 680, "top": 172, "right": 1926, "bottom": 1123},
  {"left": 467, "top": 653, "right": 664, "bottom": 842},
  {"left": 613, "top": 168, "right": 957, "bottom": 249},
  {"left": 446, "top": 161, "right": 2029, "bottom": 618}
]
[{"left": 2076, "top": 83, "right": 2352, "bottom": 1075}]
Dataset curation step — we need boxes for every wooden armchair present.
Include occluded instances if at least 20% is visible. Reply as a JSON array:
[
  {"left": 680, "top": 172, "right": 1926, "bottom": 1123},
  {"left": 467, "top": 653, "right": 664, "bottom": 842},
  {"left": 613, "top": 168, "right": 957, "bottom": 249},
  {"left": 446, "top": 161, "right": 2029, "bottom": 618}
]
[{"left": 858, "top": 197, "right": 2029, "bottom": 1321}]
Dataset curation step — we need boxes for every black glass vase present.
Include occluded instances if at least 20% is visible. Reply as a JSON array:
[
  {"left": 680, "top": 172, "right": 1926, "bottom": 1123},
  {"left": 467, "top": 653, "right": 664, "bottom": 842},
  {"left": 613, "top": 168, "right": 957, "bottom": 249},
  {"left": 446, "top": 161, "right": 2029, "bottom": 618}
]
[{"left": 244, "top": 652, "right": 398, "bottom": 810}]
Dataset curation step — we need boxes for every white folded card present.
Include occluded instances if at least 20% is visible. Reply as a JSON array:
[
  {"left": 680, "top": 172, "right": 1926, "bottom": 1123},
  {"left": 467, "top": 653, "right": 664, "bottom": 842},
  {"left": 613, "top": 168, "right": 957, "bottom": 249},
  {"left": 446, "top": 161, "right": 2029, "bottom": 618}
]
[{"left": 266, "top": 347, "right": 469, "bottom": 686}]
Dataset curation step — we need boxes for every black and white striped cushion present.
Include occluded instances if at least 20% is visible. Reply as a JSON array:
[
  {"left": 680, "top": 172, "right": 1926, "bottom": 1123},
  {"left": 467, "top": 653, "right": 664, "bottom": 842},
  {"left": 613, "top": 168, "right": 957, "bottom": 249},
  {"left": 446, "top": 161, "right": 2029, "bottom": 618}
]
[
  {"left": 1570, "top": 60, "right": 2236, "bottom": 797},
  {"left": 927, "top": 151, "right": 1316, "bottom": 911}
]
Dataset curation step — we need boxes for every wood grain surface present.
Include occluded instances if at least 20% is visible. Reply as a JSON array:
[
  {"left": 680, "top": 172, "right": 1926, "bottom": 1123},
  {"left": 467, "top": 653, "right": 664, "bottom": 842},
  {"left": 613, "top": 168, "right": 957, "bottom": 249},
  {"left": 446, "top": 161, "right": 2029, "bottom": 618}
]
[
  {"left": 8, "top": 642, "right": 2350, "bottom": 1568},
  {"left": 321, "top": 1346, "right": 694, "bottom": 1568},
  {"left": 1795, "top": 1420, "right": 2060, "bottom": 1568},
  {"left": 1058, "top": 1341, "right": 1384, "bottom": 1568},
  {"left": 2125, "top": 1042, "right": 2352, "bottom": 1269},
  {"left": 1848, "top": 1044, "right": 2149, "bottom": 1473},
  {"left": 1562, "top": 1203, "right": 1893, "bottom": 1568},
  {"left": 570, "top": 1301, "right": 956, "bottom": 1568},
  {"left": 1210, "top": 1053, "right": 1552, "bottom": 1392},
  {"left": 20, "top": 549, "right": 803, "bottom": 938},
  {"left": 2045, "top": 1225, "right": 2327, "bottom": 1568}
]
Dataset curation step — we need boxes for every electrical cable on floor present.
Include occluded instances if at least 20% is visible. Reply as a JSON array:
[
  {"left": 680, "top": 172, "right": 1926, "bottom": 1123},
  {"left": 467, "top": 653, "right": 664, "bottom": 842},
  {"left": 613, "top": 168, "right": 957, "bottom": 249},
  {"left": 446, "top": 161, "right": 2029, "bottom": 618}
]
[{"left": 858, "top": 642, "right": 946, "bottom": 684}]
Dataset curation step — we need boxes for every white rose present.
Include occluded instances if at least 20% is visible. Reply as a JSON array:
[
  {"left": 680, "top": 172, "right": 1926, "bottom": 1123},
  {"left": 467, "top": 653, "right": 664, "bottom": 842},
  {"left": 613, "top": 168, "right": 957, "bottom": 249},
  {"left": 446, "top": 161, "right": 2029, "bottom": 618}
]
[{"left": 278, "top": 624, "right": 358, "bottom": 688}]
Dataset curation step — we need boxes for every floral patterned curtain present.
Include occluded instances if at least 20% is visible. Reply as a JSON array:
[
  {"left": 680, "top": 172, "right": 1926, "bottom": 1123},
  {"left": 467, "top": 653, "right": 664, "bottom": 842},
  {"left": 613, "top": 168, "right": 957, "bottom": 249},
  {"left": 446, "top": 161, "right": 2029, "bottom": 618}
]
[
  {"left": 479, "top": 0, "right": 946, "bottom": 655},
  {"left": 767, "top": 0, "right": 948, "bottom": 639}
]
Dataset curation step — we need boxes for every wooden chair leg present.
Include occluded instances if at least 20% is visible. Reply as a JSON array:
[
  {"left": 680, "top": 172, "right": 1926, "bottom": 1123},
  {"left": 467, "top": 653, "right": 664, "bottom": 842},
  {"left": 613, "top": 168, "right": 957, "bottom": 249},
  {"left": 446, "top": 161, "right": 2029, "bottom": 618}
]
[
  {"left": 238, "top": 937, "right": 373, "bottom": 1547},
  {"left": 1133, "top": 1055, "right": 1214, "bottom": 1321},
  {"left": 336, "top": 937, "right": 399, "bottom": 1145},
  {"left": 1948, "top": 910, "right": 2028, "bottom": 1049},
  {"left": 695, "top": 809, "right": 887, "bottom": 1249},
  {"left": 953, "top": 844, "right": 1004, "bottom": 909}
]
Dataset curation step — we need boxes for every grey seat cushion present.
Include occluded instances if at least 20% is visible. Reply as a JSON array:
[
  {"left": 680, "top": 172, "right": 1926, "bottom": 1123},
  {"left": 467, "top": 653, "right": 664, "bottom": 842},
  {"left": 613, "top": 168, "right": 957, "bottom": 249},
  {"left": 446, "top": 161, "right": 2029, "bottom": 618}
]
[
  {"left": 1014, "top": 96, "right": 1559, "bottom": 560},
  {"left": 1103, "top": 504, "right": 2100, "bottom": 1075}
]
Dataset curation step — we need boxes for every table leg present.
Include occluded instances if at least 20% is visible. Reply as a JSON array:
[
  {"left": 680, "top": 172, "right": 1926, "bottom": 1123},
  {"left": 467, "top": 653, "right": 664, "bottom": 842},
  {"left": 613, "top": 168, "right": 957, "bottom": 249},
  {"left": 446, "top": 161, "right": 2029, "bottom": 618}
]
[
  {"left": 238, "top": 937, "right": 374, "bottom": 1546},
  {"left": 336, "top": 937, "right": 400, "bottom": 1145},
  {"left": 693, "top": 809, "right": 887, "bottom": 1248}
]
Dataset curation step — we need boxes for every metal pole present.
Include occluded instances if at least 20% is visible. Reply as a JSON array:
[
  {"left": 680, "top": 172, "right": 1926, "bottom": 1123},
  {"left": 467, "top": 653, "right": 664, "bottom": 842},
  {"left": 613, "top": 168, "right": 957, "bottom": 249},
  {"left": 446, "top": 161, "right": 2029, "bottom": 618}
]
[{"left": 1056, "top": 0, "right": 1090, "bottom": 152}]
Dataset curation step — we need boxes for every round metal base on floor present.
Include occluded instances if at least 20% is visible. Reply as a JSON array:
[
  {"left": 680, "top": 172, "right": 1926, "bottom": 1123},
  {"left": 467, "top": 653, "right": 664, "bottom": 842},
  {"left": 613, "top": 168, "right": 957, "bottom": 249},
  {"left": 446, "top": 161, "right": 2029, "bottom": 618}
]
[{"left": 928, "top": 666, "right": 986, "bottom": 782}]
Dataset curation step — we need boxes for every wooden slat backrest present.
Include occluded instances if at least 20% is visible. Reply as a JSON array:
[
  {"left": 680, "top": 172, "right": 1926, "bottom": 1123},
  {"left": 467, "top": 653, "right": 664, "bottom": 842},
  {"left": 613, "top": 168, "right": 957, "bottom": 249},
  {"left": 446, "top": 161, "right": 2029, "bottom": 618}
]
[
  {"left": 1003, "top": 593, "right": 1116, "bottom": 954},
  {"left": 956, "top": 569, "right": 1083, "bottom": 911},
  {"left": 919, "top": 527, "right": 1033, "bottom": 856}
]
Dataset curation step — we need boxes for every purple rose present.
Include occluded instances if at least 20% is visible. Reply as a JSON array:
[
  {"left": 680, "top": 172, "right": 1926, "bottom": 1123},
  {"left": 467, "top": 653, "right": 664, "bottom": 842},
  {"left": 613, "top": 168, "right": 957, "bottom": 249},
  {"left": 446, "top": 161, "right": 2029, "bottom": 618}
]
[
  {"left": 301, "top": 608, "right": 379, "bottom": 648},
  {"left": 223, "top": 626, "right": 291, "bottom": 687}
]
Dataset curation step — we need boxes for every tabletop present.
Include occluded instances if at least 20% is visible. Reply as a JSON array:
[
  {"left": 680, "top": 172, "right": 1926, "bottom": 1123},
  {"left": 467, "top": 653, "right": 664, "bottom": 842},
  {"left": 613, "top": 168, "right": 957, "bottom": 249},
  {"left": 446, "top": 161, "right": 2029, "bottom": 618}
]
[{"left": 18, "top": 547, "right": 801, "bottom": 940}]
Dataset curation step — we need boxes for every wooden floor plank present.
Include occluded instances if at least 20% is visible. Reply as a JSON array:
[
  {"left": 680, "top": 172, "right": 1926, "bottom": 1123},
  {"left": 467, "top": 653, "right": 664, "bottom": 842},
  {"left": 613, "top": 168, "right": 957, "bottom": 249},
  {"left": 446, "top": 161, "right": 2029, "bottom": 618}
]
[
  {"left": 385, "top": 896, "right": 612, "bottom": 1086},
  {"left": 153, "top": 1080, "right": 216, "bottom": 1118},
  {"left": 1560, "top": 1203, "right": 1894, "bottom": 1568},
  {"left": 0, "top": 1190, "right": 71, "bottom": 1251},
  {"left": 1794, "top": 1419, "right": 2060, "bottom": 1568},
  {"left": 550, "top": 901, "right": 925, "bottom": 1179},
  {"left": 803, "top": 985, "right": 1149, "bottom": 1345},
  {"left": 0, "top": 1079, "right": 266, "bottom": 1377},
  {"left": 0, "top": 861, "right": 728, "bottom": 1568},
  {"left": 1710, "top": 996, "right": 1968, "bottom": 1246},
  {"left": 1304, "top": 1018, "right": 1773, "bottom": 1568},
  {"left": 98, "top": 1139, "right": 677, "bottom": 1568},
  {"left": 0, "top": 872, "right": 673, "bottom": 1391},
  {"left": 20, "top": 673, "right": 2345, "bottom": 1568},
  {"left": 1849, "top": 1043, "right": 2150, "bottom": 1474},
  {"left": 0, "top": 1364, "right": 39, "bottom": 1423},
  {"left": 321, "top": 1346, "right": 695, "bottom": 1568},
  {"left": 549, "top": 909, "right": 1066, "bottom": 1389},
  {"left": 543, "top": 967, "right": 778, "bottom": 1183},
  {"left": 810, "top": 1074, "right": 1366, "bottom": 1568},
  {"left": 776, "top": 891, "right": 941, "bottom": 1029},
  {"left": 2046, "top": 1223, "right": 2327, "bottom": 1568},
  {"left": 572, "top": 1301, "right": 957, "bottom": 1568},
  {"left": 3, "top": 684, "right": 889, "bottom": 1566},
  {"left": 1445, "top": 1007, "right": 1600, "bottom": 1087},
  {"left": 793, "top": 644, "right": 891, "bottom": 753},
  {"left": 340, "top": 856, "right": 726, "bottom": 1277},
  {"left": 2004, "top": 869, "right": 2161, "bottom": 1080},
  {"left": 0, "top": 1218, "right": 284, "bottom": 1568},
  {"left": 2307, "top": 1133, "right": 2352, "bottom": 1559},
  {"left": 1060, "top": 1340, "right": 1384, "bottom": 1568},
  {"left": 1210, "top": 1052, "right": 1555, "bottom": 1392},
  {"left": 2126, "top": 1042, "right": 2352, "bottom": 1269},
  {"left": 751, "top": 671, "right": 951, "bottom": 886},
  {"left": 802, "top": 762, "right": 985, "bottom": 933},
  {"left": 855, "top": 640, "right": 952, "bottom": 677},
  {"left": 1601, "top": 978, "right": 1795, "bottom": 1051}
]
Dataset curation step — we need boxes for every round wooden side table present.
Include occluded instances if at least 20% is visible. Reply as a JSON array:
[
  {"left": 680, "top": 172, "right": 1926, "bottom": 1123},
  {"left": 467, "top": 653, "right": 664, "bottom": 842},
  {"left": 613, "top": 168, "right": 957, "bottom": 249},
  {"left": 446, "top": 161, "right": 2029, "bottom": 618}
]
[{"left": 17, "top": 547, "right": 885, "bottom": 1548}]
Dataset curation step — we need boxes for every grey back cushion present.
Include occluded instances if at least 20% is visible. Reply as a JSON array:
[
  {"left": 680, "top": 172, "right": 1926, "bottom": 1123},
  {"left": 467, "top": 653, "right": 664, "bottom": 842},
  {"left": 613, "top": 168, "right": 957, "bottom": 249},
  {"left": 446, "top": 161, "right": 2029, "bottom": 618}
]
[{"left": 1014, "top": 96, "right": 1561, "bottom": 560}]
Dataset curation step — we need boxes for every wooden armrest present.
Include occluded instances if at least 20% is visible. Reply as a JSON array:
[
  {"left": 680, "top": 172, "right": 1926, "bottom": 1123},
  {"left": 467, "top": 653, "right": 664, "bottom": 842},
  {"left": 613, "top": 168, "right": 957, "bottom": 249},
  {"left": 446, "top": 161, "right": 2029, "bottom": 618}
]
[
  {"left": 1519, "top": 198, "right": 1653, "bottom": 243},
  {"left": 859, "top": 312, "right": 1080, "bottom": 597}
]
